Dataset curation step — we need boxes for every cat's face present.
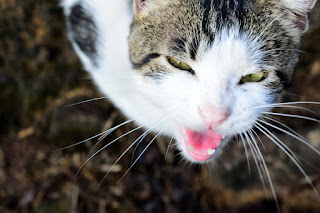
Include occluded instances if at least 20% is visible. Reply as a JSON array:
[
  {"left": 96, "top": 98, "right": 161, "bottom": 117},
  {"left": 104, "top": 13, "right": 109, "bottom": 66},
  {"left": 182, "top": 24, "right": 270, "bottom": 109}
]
[{"left": 128, "top": 0, "right": 314, "bottom": 162}]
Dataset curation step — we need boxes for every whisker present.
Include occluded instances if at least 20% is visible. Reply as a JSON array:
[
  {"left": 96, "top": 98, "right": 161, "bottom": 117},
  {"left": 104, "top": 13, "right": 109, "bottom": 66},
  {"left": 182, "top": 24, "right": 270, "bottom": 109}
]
[
  {"left": 262, "top": 115, "right": 308, "bottom": 141},
  {"left": 263, "top": 115, "right": 320, "bottom": 170},
  {"left": 252, "top": 105, "right": 314, "bottom": 113},
  {"left": 165, "top": 136, "right": 174, "bottom": 160},
  {"left": 262, "top": 112, "right": 320, "bottom": 123},
  {"left": 264, "top": 48, "right": 306, "bottom": 54},
  {"left": 75, "top": 125, "right": 146, "bottom": 178},
  {"left": 251, "top": 128, "right": 266, "bottom": 152},
  {"left": 254, "top": 122, "right": 320, "bottom": 201},
  {"left": 88, "top": 106, "right": 176, "bottom": 157},
  {"left": 259, "top": 119, "right": 320, "bottom": 156},
  {"left": 246, "top": 130, "right": 280, "bottom": 212},
  {"left": 244, "top": 132, "right": 265, "bottom": 185},
  {"left": 95, "top": 108, "right": 178, "bottom": 188},
  {"left": 131, "top": 129, "right": 152, "bottom": 163},
  {"left": 64, "top": 97, "right": 108, "bottom": 107},
  {"left": 96, "top": 128, "right": 154, "bottom": 190},
  {"left": 247, "top": 131, "right": 268, "bottom": 183},
  {"left": 245, "top": 132, "right": 269, "bottom": 200},
  {"left": 239, "top": 133, "right": 252, "bottom": 176},
  {"left": 256, "top": 120, "right": 301, "bottom": 164},
  {"left": 53, "top": 132, "right": 106, "bottom": 152},
  {"left": 116, "top": 123, "right": 169, "bottom": 184},
  {"left": 90, "top": 119, "right": 135, "bottom": 153},
  {"left": 259, "top": 101, "right": 320, "bottom": 106},
  {"left": 52, "top": 119, "right": 132, "bottom": 152}
]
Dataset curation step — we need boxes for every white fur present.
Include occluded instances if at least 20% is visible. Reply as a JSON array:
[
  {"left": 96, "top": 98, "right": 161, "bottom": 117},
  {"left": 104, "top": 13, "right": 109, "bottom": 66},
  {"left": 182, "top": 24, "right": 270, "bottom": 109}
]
[{"left": 62, "top": 0, "right": 171, "bottom": 135}]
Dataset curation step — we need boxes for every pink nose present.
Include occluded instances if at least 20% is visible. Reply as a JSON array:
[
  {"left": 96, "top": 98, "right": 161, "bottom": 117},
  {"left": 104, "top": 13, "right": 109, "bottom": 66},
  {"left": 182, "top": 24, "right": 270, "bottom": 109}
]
[{"left": 198, "top": 106, "right": 230, "bottom": 128}]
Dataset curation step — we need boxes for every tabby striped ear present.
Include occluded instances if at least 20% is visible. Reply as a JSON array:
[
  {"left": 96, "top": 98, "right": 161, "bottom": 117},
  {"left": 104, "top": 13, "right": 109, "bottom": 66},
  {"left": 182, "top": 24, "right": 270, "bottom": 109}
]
[
  {"left": 132, "top": 0, "right": 155, "bottom": 17},
  {"left": 132, "top": 0, "right": 170, "bottom": 18},
  {"left": 282, "top": 0, "right": 317, "bottom": 11},
  {"left": 282, "top": 0, "right": 318, "bottom": 31}
]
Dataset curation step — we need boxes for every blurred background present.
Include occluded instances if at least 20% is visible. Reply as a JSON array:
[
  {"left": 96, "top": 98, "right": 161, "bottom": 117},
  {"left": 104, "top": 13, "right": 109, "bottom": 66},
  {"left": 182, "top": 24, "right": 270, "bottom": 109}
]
[{"left": 1, "top": 0, "right": 320, "bottom": 212}]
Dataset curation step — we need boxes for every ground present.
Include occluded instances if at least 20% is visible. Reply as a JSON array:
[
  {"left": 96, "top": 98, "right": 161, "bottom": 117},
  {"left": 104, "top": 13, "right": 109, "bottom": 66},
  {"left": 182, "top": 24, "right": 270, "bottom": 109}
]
[{"left": 1, "top": 0, "right": 320, "bottom": 212}]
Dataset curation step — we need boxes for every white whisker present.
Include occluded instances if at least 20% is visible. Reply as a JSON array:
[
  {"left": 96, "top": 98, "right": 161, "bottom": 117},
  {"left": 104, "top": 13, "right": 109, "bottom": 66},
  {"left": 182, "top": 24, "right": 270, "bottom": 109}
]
[
  {"left": 64, "top": 97, "right": 108, "bottom": 107},
  {"left": 251, "top": 128, "right": 266, "bottom": 152},
  {"left": 258, "top": 101, "right": 320, "bottom": 106},
  {"left": 75, "top": 125, "right": 146, "bottom": 178},
  {"left": 131, "top": 129, "right": 152, "bottom": 163},
  {"left": 244, "top": 132, "right": 265, "bottom": 185},
  {"left": 262, "top": 112, "right": 320, "bottom": 123},
  {"left": 53, "top": 132, "right": 106, "bottom": 152},
  {"left": 254, "top": 123, "right": 320, "bottom": 201},
  {"left": 96, "top": 127, "right": 155, "bottom": 190},
  {"left": 165, "top": 136, "right": 174, "bottom": 160},
  {"left": 96, "top": 133, "right": 146, "bottom": 190},
  {"left": 239, "top": 133, "right": 252, "bottom": 176},
  {"left": 95, "top": 108, "right": 177, "bottom": 188},
  {"left": 259, "top": 119, "right": 320, "bottom": 156},
  {"left": 116, "top": 123, "right": 170, "bottom": 184},
  {"left": 264, "top": 48, "right": 306, "bottom": 54},
  {"left": 129, "top": 107, "right": 177, "bottom": 162},
  {"left": 53, "top": 119, "right": 132, "bottom": 152},
  {"left": 246, "top": 130, "right": 280, "bottom": 212},
  {"left": 256, "top": 120, "right": 301, "bottom": 164},
  {"left": 245, "top": 132, "right": 269, "bottom": 199},
  {"left": 262, "top": 115, "right": 308, "bottom": 141},
  {"left": 263, "top": 116, "right": 320, "bottom": 170},
  {"left": 252, "top": 105, "right": 314, "bottom": 113},
  {"left": 88, "top": 119, "right": 135, "bottom": 154},
  {"left": 88, "top": 106, "right": 176, "bottom": 157}
]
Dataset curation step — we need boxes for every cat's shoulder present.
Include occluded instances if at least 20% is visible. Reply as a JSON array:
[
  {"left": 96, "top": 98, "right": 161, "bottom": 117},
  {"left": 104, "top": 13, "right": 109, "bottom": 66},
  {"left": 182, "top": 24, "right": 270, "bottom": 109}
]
[
  {"left": 61, "top": 0, "right": 132, "bottom": 71},
  {"left": 61, "top": 0, "right": 131, "bottom": 20}
]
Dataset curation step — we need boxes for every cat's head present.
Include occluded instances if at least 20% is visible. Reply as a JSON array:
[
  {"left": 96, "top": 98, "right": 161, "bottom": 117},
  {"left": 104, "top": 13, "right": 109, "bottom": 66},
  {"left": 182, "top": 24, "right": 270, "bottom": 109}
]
[{"left": 128, "top": 0, "right": 317, "bottom": 163}]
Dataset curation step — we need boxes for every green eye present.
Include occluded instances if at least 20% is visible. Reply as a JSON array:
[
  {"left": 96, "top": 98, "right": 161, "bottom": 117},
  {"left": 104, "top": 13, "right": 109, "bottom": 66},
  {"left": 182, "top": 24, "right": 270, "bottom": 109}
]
[
  {"left": 240, "top": 72, "right": 266, "bottom": 84},
  {"left": 166, "top": 56, "right": 194, "bottom": 74}
]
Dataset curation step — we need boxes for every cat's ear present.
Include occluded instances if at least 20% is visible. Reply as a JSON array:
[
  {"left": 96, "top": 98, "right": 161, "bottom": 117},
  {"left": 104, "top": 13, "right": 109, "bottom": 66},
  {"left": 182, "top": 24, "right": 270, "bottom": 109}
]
[
  {"left": 282, "top": 0, "right": 318, "bottom": 32},
  {"left": 131, "top": 0, "right": 166, "bottom": 18}
]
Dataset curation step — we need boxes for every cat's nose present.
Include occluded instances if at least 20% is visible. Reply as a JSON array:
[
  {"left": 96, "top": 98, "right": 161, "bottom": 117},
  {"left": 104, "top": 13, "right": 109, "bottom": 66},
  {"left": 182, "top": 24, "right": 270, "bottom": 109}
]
[{"left": 198, "top": 105, "right": 230, "bottom": 128}]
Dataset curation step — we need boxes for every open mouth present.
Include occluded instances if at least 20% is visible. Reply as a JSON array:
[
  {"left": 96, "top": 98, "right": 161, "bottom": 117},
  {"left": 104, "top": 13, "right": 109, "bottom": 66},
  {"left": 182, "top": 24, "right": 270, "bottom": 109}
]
[{"left": 182, "top": 128, "right": 224, "bottom": 162}]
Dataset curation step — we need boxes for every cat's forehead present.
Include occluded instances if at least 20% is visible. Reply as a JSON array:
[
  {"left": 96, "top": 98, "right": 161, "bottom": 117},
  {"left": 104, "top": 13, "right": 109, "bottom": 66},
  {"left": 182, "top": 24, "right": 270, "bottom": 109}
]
[
  {"left": 193, "top": 26, "right": 269, "bottom": 81},
  {"left": 134, "top": 0, "right": 276, "bottom": 45},
  {"left": 133, "top": 0, "right": 274, "bottom": 58},
  {"left": 144, "top": 0, "right": 266, "bottom": 22}
]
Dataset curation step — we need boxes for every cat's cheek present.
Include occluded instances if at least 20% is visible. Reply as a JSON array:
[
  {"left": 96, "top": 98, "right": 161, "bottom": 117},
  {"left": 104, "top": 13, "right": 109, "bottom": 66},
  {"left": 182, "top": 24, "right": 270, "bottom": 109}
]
[{"left": 155, "top": 75, "right": 204, "bottom": 125}]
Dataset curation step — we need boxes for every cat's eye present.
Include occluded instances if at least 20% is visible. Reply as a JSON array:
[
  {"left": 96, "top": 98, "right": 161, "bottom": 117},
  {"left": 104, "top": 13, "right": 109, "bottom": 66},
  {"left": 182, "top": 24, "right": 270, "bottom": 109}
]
[
  {"left": 240, "top": 71, "right": 266, "bottom": 84},
  {"left": 166, "top": 56, "right": 195, "bottom": 75}
]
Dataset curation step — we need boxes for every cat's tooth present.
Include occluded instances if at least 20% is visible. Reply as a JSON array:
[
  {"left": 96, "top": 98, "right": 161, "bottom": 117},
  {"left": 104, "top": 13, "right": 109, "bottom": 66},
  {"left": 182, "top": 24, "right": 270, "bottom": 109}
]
[
  {"left": 188, "top": 145, "right": 195, "bottom": 152},
  {"left": 207, "top": 149, "right": 216, "bottom": 156},
  {"left": 222, "top": 135, "right": 226, "bottom": 140}
]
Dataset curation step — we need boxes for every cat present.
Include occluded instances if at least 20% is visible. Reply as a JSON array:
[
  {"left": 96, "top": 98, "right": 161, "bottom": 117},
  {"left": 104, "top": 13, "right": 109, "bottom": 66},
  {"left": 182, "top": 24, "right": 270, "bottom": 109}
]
[{"left": 61, "top": 0, "right": 319, "bottom": 200}]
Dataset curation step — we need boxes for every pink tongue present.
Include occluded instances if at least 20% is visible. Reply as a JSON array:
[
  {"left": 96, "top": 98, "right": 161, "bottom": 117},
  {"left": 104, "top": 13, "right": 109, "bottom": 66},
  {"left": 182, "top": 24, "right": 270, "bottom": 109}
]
[{"left": 185, "top": 129, "right": 222, "bottom": 161}]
